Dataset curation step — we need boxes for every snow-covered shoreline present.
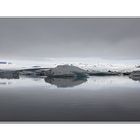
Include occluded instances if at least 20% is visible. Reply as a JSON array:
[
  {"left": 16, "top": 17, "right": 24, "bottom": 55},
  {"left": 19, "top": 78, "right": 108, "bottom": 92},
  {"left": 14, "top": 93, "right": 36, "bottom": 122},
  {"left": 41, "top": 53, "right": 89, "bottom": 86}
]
[{"left": 0, "top": 57, "right": 140, "bottom": 72}]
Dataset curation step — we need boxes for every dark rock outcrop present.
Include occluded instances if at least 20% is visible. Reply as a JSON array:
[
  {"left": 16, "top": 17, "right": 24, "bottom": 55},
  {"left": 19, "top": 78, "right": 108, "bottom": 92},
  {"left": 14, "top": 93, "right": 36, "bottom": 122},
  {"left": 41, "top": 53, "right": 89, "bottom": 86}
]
[
  {"left": 88, "top": 71, "right": 121, "bottom": 76},
  {"left": 45, "top": 65, "right": 88, "bottom": 78},
  {"left": 129, "top": 71, "right": 140, "bottom": 81},
  {"left": 0, "top": 70, "right": 19, "bottom": 79}
]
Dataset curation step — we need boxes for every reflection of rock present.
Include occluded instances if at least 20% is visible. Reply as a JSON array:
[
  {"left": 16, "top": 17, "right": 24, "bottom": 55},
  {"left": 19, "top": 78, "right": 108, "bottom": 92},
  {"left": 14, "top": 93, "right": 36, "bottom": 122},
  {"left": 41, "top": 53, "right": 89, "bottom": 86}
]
[
  {"left": 88, "top": 71, "right": 121, "bottom": 76},
  {"left": 0, "top": 82, "right": 12, "bottom": 85},
  {"left": 129, "top": 71, "right": 140, "bottom": 81},
  {"left": 0, "top": 62, "right": 7, "bottom": 64},
  {"left": 45, "top": 65, "right": 88, "bottom": 78},
  {"left": 0, "top": 82, "right": 7, "bottom": 85},
  {"left": 0, "top": 70, "right": 19, "bottom": 79},
  {"left": 44, "top": 77, "right": 87, "bottom": 88}
]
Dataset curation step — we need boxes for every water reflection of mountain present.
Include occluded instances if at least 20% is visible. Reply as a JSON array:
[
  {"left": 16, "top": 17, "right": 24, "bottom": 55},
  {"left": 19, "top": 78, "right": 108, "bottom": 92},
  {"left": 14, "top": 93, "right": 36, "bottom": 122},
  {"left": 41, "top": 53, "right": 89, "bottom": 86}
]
[{"left": 44, "top": 77, "right": 87, "bottom": 88}]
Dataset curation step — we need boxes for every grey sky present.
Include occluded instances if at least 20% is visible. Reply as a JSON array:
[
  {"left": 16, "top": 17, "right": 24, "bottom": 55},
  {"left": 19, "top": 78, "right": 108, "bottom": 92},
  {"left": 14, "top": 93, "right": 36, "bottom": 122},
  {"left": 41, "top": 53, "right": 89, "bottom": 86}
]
[{"left": 0, "top": 18, "right": 140, "bottom": 60}]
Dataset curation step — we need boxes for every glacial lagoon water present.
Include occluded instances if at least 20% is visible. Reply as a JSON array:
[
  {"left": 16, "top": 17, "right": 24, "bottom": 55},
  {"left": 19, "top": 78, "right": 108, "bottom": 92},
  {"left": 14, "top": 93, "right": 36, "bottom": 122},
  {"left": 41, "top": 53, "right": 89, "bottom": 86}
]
[{"left": 0, "top": 76, "right": 140, "bottom": 121}]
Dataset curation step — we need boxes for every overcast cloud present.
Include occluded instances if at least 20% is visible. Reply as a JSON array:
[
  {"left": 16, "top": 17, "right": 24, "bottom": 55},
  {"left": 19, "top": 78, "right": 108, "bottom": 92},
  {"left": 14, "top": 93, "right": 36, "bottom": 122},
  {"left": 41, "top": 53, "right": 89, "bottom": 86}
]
[{"left": 0, "top": 18, "right": 140, "bottom": 60}]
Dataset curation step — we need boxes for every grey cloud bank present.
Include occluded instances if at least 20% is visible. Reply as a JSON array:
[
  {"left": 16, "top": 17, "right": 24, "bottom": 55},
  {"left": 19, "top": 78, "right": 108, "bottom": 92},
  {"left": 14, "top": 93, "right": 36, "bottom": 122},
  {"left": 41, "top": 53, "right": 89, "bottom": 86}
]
[{"left": 0, "top": 18, "right": 140, "bottom": 59}]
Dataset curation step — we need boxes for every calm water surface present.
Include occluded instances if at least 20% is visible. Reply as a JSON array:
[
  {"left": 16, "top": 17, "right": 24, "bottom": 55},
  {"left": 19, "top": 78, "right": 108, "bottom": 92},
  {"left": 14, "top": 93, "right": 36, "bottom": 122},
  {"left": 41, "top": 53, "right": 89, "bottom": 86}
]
[{"left": 0, "top": 76, "right": 140, "bottom": 121}]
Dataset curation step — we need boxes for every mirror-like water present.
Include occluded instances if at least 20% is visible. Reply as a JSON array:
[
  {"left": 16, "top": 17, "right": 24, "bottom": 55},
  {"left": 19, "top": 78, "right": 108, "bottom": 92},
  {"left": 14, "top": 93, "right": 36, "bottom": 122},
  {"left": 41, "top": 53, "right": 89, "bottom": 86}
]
[{"left": 0, "top": 76, "right": 140, "bottom": 121}]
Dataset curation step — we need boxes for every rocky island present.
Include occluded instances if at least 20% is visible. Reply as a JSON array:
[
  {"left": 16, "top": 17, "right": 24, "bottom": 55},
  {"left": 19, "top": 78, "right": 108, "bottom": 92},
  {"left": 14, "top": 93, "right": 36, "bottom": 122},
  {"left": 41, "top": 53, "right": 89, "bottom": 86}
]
[
  {"left": 45, "top": 65, "right": 88, "bottom": 78},
  {"left": 0, "top": 70, "right": 19, "bottom": 79},
  {"left": 129, "top": 71, "right": 140, "bottom": 81}
]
